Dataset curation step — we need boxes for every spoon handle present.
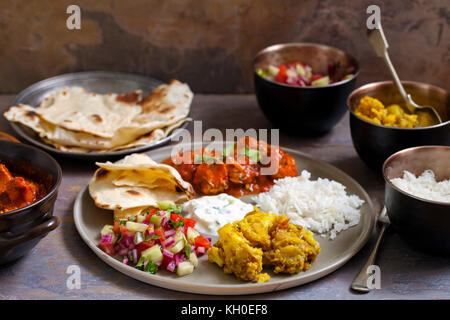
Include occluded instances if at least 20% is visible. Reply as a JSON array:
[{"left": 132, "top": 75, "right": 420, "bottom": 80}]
[
  {"left": 367, "top": 25, "right": 414, "bottom": 113},
  {"left": 351, "top": 208, "right": 387, "bottom": 293}
]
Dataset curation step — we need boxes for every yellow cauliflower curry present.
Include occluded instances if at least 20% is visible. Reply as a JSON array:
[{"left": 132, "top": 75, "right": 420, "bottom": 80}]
[
  {"left": 355, "top": 96, "right": 436, "bottom": 128},
  {"left": 207, "top": 208, "right": 321, "bottom": 283}
]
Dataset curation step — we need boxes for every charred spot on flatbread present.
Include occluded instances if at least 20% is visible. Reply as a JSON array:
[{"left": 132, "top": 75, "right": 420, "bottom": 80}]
[
  {"left": 126, "top": 189, "right": 142, "bottom": 196},
  {"left": 91, "top": 114, "right": 103, "bottom": 123},
  {"left": 116, "top": 91, "right": 141, "bottom": 104},
  {"left": 96, "top": 168, "right": 109, "bottom": 179},
  {"left": 24, "top": 110, "right": 39, "bottom": 119}
]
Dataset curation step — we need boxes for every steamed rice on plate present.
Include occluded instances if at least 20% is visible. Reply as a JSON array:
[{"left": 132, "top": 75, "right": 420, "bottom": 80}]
[{"left": 252, "top": 170, "right": 364, "bottom": 239}]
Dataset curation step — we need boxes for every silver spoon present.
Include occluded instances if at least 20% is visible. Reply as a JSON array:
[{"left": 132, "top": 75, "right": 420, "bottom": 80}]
[
  {"left": 368, "top": 23, "right": 442, "bottom": 124},
  {"left": 351, "top": 206, "right": 389, "bottom": 293}
]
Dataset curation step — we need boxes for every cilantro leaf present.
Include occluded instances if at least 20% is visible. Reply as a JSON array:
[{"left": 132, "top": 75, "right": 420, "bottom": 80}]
[
  {"left": 145, "top": 261, "right": 158, "bottom": 274},
  {"left": 169, "top": 219, "right": 185, "bottom": 229},
  {"left": 183, "top": 238, "right": 191, "bottom": 259},
  {"left": 135, "top": 256, "right": 145, "bottom": 269},
  {"left": 222, "top": 143, "right": 235, "bottom": 158},
  {"left": 145, "top": 234, "right": 161, "bottom": 241},
  {"left": 240, "top": 146, "right": 261, "bottom": 163}
]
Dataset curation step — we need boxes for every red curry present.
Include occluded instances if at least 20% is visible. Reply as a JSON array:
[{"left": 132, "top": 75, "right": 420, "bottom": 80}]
[
  {"left": 163, "top": 137, "right": 298, "bottom": 197},
  {"left": 0, "top": 163, "right": 44, "bottom": 213}
]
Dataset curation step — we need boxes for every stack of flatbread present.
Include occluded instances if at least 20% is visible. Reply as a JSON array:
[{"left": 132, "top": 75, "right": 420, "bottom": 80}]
[
  {"left": 89, "top": 153, "right": 194, "bottom": 219},
  {"left": 4, "top": 80, "right": 192, "bottom": 153}
]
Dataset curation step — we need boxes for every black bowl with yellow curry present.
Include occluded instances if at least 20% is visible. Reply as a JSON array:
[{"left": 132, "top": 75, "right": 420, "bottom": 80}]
[{"left": 347, "top": 81, "right": 450, "bottom": 171}]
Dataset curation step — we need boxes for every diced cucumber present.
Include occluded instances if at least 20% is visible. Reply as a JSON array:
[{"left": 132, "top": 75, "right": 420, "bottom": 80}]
[
  {"left": 136, "top": 214, "right": 146, "bottom": 223},
  {"left": 100, "top": 225, "right": 114, "bottom": 236},
  {"left": 186, "top": 227, "right": 200, "bottom": 243},
  {"left": 296, "top": 64, "right": 306, "bottom": 77},
  {"left": 177, "top": 261, "right": 194, "bottom": 276},
  {"left": 141, "top": 245, "right": 163, "bottom": 264},
  {"left": 157, "top": 200, "right": 176, "bottom": 210},
  {"left": 312, "top": 75, "right": 330, "bottom": 86},
  {"left": 174, "top": 230, "right": 186, "bottom": 243},
  {"left": 168, "top": 240, "right": 185, "bottom": 254},
  {"left": 189, "top": 252, "right": 198, "bottom": 268},
  {"left": 267, "top": 65, "right": 279, "bottom": 76},
  {"left": 150, "top": 215, "right": 162, "bottom": 227},
  {"left": 286, "top": 69, "right": 297, "bottom": 79},
  {"left": 125, "top": 221, "right": 149, "bottom": 233}
]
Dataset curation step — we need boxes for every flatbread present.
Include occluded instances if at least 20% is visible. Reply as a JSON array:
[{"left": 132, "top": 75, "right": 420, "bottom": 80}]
[
  {"left": 3, "top": 80, "right": 193, "bottom": 152},
  {"left": 89, "top": 153, "right": 194, "bottom": 211},
  {"left": 38, "top": 87, "right": 143, "bottom": 138}
]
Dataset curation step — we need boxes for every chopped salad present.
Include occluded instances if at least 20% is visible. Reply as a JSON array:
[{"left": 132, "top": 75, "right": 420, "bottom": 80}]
[
  {"left": 99, "top": 201, "right": 212, "bottom": 277},
  {"left": 256, "top": 61, "right": 355, "bottom": 87}
]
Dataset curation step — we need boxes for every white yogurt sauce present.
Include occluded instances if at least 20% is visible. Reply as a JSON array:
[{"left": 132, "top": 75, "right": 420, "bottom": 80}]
[{"left": 182, "top": 193, "right": 254, "bottom": 234}]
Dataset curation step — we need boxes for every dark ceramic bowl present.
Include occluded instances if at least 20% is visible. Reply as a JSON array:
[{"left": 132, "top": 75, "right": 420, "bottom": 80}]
[
  {"left": 0, "top": 140, "right": 61, "bottom": 265},
  {"left": 253, "top": 43, "right": 359, "bottom": 134},
  {"left": 348, "top": 81, "right": 450, "bottom": 171},
  {"left": 383, "top": 146, "right": 450, "bottom": 255}
]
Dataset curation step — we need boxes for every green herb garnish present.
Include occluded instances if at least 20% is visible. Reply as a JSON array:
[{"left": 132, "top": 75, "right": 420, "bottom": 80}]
[
  {"left": 194, "top": 153, "right": 220, "bottom": 163},
  {"left": 145, "top": 261, "right": 158, "bottom": 274},
  {"left": 135, "top": 256, "right": 145, "bottom": 269},
  {"left": 144, "top": 234, "right": 161, "bottom": 241},
  {"left": 183, "top": 238, "right": 191, "bottom": 259},
  {"left": 169, "top": 219, "right": 185, "bottom": 229},
  {"left": 128, "top": 216, "right": 136, "bottom": 222},
  {"left": 240, "top": 146, "right": 261, "bottom": 163},
  {"left": 129, "top": 251, "right": 134, "bottom": 262},
  {"left": 222, "top": 143, "right": 235, "bottom": 158},
  {"left": 119, "top": 220, "right": 127, "bottom": 226}
]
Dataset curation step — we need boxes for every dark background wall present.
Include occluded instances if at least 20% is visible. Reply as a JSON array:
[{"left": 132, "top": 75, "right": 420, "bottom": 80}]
[{"left": 0, "top": 0, "right": 448, "bottom": 94}]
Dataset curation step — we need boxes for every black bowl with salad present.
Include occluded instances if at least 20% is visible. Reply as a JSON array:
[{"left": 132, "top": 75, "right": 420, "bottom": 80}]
[{"left": 253, "top": 43, "right": 359, "bottom": 134}]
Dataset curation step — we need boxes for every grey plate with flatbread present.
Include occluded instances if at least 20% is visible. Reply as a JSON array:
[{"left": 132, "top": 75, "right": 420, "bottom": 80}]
[
  {"left": 8, "top": 71, "right": 190, "bottom": 160},
  {"left": 74, "top": 144, "right": 375, "bottom": 295}
]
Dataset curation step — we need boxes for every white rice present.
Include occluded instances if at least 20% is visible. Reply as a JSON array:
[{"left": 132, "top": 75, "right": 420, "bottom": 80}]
[
  {"left": 390, "top": 170, "right": 450, "bottom": 203},
  {"left": 252, "top": 170, "right": 364, "bottom": 240}
]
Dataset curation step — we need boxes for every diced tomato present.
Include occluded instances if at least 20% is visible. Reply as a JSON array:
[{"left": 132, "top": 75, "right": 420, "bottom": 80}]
[
  {"left": 113, "top": 221, "right": 120, "bottom": 234},
  {"left": 136, "top": 241, "right": 155, "bottom": 253},
  {"left": 275, "top": 64, "right": 288, "bottom": 83},
  {"left": 310, "top": 74, "right": 323, "bottom": 82},
  {"left": 194, "top": 235, "right": 211, "bottom": 249},
  {"left": 155, "top": 227, "right": 165, "bottom": 241},
  {"left": 120, "top": 226, "right": 127, "bottom": 237},
  {"left": 99, "top": 242, "right": 115, "bottom": 255},
  {"left": 182, "top": 218, "right": 196, "bottom": 229},
  {"left": 170, "top": 213, "right": 182, "bottom": 223}
]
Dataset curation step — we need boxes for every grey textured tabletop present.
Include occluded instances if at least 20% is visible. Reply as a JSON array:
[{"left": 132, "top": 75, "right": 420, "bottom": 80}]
[{"left": 0, "top": 94, "right": 449, "bottom": 300}]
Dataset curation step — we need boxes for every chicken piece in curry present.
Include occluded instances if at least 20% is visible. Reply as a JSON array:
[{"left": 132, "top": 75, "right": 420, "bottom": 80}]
[
  {"left": 0, "top": 163, "right": 42, "bottom": 213},
  {"left": 207, "top": 208, "right": 321, "bottom": 282},
  {"left": 163, "top": 137, "right": 298, "bottom": 197}
]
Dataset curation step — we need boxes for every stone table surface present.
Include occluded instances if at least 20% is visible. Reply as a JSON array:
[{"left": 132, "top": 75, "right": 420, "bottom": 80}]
[{"left": 0, "top": 94, "right": 448, "bottom": 300}]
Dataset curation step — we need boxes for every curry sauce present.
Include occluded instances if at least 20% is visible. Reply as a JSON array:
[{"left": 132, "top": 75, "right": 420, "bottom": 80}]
[
  {"left": 0, "top": 163, "right": 46, "bottom": 213},
  {"left": 163, "top": 137, "right": 298, "bottom": 197}
]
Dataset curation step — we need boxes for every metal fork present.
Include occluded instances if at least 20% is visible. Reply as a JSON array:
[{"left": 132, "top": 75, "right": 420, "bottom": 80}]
[{"left": 351, "top": 206, "right": 390, "bottom": 293}]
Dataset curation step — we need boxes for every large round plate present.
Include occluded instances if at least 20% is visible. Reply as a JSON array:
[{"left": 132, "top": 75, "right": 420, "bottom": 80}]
[
  {"left": 8, "top": 71, "right": 190, "bottom": 160},
  {"left": 74, "top": 144, "right": 375, "bottom": 295}
]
